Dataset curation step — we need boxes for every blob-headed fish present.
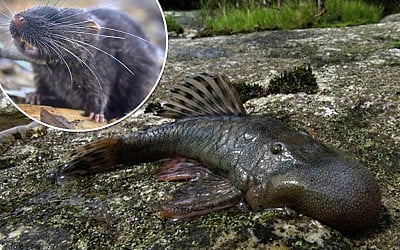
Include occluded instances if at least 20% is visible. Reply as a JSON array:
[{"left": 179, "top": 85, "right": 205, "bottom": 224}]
[{"left": 57, "top": 73, "right": 380, "bottom": 231}]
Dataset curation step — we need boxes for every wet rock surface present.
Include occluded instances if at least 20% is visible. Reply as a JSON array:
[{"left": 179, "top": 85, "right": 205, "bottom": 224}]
[{"left": 0, "top": 21, "right": 399, "bottom": 249}]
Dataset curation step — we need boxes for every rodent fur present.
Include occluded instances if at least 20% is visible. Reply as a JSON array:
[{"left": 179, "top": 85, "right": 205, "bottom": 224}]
[{"left": 10, "top": 6, "right": 161, "bottom": 122}]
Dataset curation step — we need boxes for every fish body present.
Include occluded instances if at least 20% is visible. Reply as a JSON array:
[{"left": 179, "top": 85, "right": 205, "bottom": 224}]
[{"left": 58, "top": 74, "right": 380, "bottom": 231}]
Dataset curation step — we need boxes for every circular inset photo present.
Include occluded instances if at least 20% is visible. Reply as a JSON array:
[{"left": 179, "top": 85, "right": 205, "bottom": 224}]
[{"left": 0, "top": 0, "right": 167, "bottom": 131}]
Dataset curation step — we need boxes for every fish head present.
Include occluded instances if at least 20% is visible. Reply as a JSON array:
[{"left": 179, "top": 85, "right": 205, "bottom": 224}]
[{"left": 246, "top": 127, "right": 381, "bottom": 231}]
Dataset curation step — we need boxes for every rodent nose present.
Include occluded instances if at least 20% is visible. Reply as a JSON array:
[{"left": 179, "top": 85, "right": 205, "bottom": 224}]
[{"left": 11, "top": 15, "right": 26, "bottom": 27}]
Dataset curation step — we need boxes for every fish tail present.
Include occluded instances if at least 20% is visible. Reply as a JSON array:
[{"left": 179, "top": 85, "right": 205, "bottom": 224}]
[{"left": 56, "top": 138, "right": 125, "bottom": 178}]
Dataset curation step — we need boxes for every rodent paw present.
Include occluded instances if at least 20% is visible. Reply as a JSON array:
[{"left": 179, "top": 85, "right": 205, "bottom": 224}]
[
  {"left": 89, "top": 112, "right": 106, "bottom": 123},
  {"left": 25, "top": 92, "right": 41, "bottom": 105}
]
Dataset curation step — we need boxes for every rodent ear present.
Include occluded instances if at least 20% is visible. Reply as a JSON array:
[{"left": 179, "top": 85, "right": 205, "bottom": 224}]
[{"left": 86, "top": 20, "right": 101, "bottom": 34}]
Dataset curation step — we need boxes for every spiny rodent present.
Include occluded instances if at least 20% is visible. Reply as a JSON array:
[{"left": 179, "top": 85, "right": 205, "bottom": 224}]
[{"left": 9, "top": 6, "right": 162, "bottom": 122}]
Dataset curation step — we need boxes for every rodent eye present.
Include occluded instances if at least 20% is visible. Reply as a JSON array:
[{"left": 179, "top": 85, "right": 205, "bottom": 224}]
[{"left": 271, "top": 142, "right": 284, "bottom": 154}]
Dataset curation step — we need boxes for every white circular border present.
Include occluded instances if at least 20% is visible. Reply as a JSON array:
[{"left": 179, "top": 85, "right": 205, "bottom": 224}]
[{"left": 0, "top": 0, "right": 168, "bottom": 133}]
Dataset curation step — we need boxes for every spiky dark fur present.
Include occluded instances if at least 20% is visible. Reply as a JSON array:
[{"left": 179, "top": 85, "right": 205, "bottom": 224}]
[{"left": 10, "top": 6, "right": 160, "bottom": 120}]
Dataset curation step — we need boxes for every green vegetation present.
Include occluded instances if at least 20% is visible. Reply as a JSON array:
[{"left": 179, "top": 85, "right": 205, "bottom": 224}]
[
  {"left": 364, "top": 0, "right": 400, "bottom": 14},
  {"left": 318, "top": 0, "right": 384, "bottom": 27},
  {"left": 267, "top": 65, "right": 318, "bottom": 94},
  {"left": 200, "top": 0, "right": 384, "bottom": 35},
  {"left": 389, "top": 40, "right": 400, "bottom": 48},
  {"left": 234, "top": 65, "right": 318, "bottom": 102},
  {"left": 144, "top": 102, "right": 162, "bottom": 114},
  {"left": 233, "top": 82, "right": 267, "bottom": 102},
  {"left": 165, "top": 14, "right": 184, "bottom": 34}
]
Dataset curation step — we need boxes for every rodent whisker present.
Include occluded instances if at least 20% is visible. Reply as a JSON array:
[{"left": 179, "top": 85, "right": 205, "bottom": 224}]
[
  {"left": 50, "top": 39, "right": 103, "bottom": 91},
  {"left": 0, "top": 11, "right": 12, "bottom": 21},
  {"left": 64, "top": 31, "right": 125, "bottom": 40},
  {"left": 53, "top": 8, "right": 102, "bottom": 23},
  {"left": 58, "top": 19, "right": 152, "bottom": 44},
  {"left": 43, "top": 39, "right": 74, "bottom": 86},
  {"left": 51, "top": 20, "right": 96, "bottom": 28},
  {"left": 51, "top": 34, "right": 96, "bottom": 58},
  {"left": 8, "top": 5, "right": 162, "bottom": 121},
  {"left": 48, "top": 15, "right": 150, "bottom": 45},
  {"left": 99, "top": 27, "right": 151, "bottom": 44},
  {"left": 54, "top": 23, "right": 124, "bottom": 40},
  {"left": 45, "top": 0, "right": 62, "bottom": 9},
  {"left": 0, "top": 0, "right": 15, "bottom": 18},
  {"left": 63, "top": 36, "right": 136, "bottom": 77},
  {"left": 54, "top": 20, "right": 92, "bottom": 28}
]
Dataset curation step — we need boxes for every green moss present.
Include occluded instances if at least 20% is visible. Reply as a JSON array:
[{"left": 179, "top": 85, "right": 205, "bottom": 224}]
[
  {"left": 267, "top": 65, "right": 318, "bottom": 94},
  {"left": 233, "top": 82, "right": 267, "bottom": 102},
  {"left": 144, "top": 102, "right": 162, "bottom": 114},
  {"left": 219, "top": 66, "right": 318, "bottom": 103}
]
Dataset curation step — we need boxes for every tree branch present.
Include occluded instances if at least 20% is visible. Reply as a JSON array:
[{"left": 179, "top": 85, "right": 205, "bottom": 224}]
[{"left": 0, "top": 46, "right": 46, "bottom": 65}]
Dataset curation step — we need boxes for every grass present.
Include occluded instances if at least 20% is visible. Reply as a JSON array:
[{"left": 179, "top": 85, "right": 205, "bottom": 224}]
[
  {"left": 201, "top": 0, "right": 384, "bottom": 34},
  {"left": 165, "top": 14, "right": 184, "bottom": 34},
  {"left": 390, "top": 40, "right": 400, "bottom": 48},
  {"left": 318, "top": 0, "right": 385, "bottom": 27}
]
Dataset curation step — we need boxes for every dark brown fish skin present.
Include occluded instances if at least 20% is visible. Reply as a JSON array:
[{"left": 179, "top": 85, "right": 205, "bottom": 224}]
[{"left": 60, "top": 114, "right": 381, "bottom": 231}]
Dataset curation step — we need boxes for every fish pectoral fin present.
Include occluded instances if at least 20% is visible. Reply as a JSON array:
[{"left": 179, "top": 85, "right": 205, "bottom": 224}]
[
  {"left": 159, "top": 172, "right": 242, "bottom": 218},
  {"left": 158, "top": 73, "right": 247, "bottom": 119},
  {"left": 156, "top": 157, "right": 213, "bottom": 181}
]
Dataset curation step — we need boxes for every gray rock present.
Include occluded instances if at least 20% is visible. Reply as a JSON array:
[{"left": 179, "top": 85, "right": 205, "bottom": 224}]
[
  {"left": 0, "top": 21, "right": 399, "bottom": 249},
  {"left": 380, "top": 13, "right": 400, "bottom": 23},
  {"left": 0, "top": 91, "right": 16, "bottom": 115}
]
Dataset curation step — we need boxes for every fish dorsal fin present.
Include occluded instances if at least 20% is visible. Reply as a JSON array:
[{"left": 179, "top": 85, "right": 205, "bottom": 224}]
[{"left": 160, "top": 73, "right": 246, "bottom": 119}]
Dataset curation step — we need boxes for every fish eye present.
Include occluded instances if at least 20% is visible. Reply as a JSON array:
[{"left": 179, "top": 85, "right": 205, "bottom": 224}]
[{"left": 271, "top": 142, "right": 284, "bottom": 154}]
